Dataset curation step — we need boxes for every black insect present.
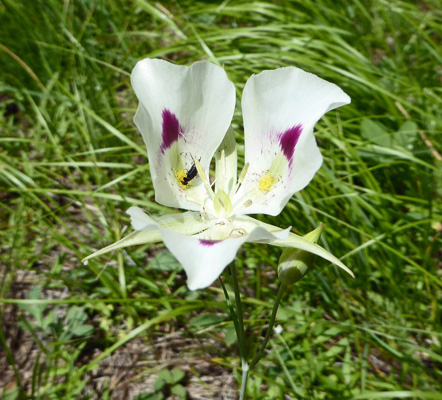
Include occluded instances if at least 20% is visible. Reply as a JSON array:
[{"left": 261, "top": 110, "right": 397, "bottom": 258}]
[{"left": 181, "top": 162, "right": 198, "bottom": 186}]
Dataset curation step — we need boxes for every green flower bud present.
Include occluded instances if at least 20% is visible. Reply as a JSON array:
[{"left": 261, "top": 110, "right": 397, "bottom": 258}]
[{"left": 277, "top": 224, "right": 323, "bottom": 285}]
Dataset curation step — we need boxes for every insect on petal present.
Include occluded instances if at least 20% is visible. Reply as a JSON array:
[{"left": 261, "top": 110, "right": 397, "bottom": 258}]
[{"left": 131, "top": 59, "right": 236, "bottom": 211}]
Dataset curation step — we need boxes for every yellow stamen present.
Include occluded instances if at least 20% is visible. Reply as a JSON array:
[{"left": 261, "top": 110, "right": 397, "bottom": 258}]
[{"left": 259, "top": 173, "right": 275, "bottom": 193}]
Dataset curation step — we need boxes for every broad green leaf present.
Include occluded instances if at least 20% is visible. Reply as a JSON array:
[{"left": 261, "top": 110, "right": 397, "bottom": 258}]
[
  {"left": 361, "top": 118, "right": 390, "bottom": 147},
  {"left": 72, "top": 324, "right": 94, "bottom": 337},
  {"left": 171, "top": 384, "right": 186, "bottom": 397}
]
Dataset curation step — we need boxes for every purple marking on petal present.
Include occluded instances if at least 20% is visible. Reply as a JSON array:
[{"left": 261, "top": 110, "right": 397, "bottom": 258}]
[
  {"left": 199, "top": 239, "right": 220, "bottom": 247},
  {"left": 279, "top": 124, "right": 303, "bottom": 163},
  {"left": 161, "top": 109, "right": 182, "bottom": 152}
]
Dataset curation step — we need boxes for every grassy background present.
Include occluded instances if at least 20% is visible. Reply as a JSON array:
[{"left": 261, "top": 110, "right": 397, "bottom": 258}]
[{"left": 1, "top": 0, "right": 442, "bottom": 399}]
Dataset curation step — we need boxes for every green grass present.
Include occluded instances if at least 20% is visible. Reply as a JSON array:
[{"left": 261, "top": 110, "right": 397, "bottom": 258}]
[{"left": 1, "top": 0, "right": 442, "bottom": 398}]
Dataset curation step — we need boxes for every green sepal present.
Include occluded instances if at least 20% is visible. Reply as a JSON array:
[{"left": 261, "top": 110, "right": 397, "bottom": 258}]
[{"left": 278, "top": 224, "right": 323, "bottom": 285}]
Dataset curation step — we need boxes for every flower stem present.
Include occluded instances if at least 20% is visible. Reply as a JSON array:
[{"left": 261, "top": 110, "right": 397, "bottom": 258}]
[
  {"left": 230, "top": 263, "right": 247, "bottom": 359},
  {"left": 249, "top": 282, "right": 287, "bottom": 369},
  {"left": 219, "top": 276, "right": 244, "bottom": 360},
  {"left": 229, "top": 263, "right": 249, "bottom": 398}
]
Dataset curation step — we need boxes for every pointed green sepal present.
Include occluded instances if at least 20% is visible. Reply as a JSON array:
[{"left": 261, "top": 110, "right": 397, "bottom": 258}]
[
  {"left": 278, "top": 224, "right": 323, "bottom": 285},
  {"left": 82, "top": 229, "right": 161, "bottom": 264}
]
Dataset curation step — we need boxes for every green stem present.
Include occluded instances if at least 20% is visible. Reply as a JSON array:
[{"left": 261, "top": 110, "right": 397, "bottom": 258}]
[
  {"left": 229, "top": 263, "right": 249, "bottom": 398},
  {"left": 219, "top": 276, "right": 243, "bottom": 360},
  {"left": 249, "top": 283, "right": 287, "bottom": 369},
  {"left": 230, "top": 263, "right": 247, "bottom": 359}
]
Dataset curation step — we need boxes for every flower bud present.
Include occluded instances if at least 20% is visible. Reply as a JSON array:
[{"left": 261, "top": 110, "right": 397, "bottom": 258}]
[{"left": 277, "top": 224, "right": 323, "bottom": 285}]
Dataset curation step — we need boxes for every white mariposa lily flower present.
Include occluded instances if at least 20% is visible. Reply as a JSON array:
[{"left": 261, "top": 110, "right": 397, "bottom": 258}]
[{"left": 83, "top": 59, "right": 354, "bottom": 290}]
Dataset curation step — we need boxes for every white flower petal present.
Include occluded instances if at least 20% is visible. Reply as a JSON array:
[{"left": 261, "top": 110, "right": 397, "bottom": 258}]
[
  {"left": 82, "top": 207, "right": 210, "bottom": 264},
  {"left": 236, "top": 215, "right": 291, "bottom": 241},
  {"left": 127, "top": 205, "right": 157, "bottom": 230},
  {"left": 160, "top": 224, "right": 289, "bottom": 290},
  {"left": 235, "top": 67, "right": 350, "bottom": 216},
  {"left": 131, "top": 59, "right": 236, "bottom": 211},
  {"left": 127, "top": 206, "right": 208, "bottom": 235}
]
